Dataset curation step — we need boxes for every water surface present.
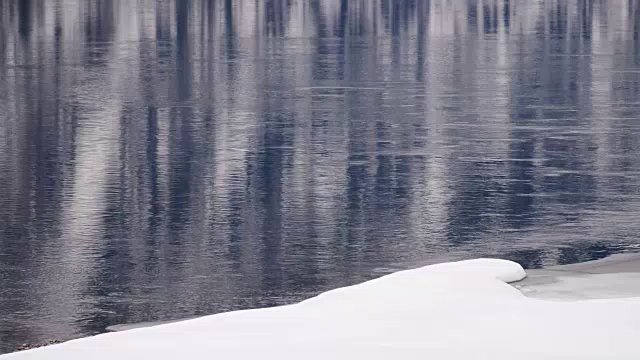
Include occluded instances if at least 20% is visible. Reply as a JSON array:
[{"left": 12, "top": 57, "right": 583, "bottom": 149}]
[{"left": 1, "top": 0, "right": 640, "bottom": 353}]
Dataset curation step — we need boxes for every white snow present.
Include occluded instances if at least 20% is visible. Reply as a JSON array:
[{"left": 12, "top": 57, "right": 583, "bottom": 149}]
[{"left": 5, "top": 258, "right": 640, "bottom": 360}]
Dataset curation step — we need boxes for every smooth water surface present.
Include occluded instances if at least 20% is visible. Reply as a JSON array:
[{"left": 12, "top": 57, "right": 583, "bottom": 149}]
[{"left": 1, "top": 0, "right": 640, "bottom": 352}]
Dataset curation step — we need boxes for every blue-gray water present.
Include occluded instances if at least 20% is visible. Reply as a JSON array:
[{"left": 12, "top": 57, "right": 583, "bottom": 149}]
[{"left": 1, "top": 0, "right": 640, "bottom": 353}]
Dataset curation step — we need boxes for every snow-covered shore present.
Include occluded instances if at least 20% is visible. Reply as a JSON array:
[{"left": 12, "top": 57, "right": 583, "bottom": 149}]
[
  {"left": 514, "top": 253, "right": 640, "bottom": 300},
  {"left": 4, "top": 258, "right": 640, "bottom": 359}
]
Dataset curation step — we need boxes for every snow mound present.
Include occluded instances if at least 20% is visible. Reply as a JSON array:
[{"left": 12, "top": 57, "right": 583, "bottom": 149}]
[{"left": 5, "top": 259, "right": 640, "bottom": 360}]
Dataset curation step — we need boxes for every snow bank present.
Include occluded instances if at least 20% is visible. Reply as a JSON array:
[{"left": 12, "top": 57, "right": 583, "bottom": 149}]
[{"left": 5, "top": 259, "right": 640, "bottom": 360}]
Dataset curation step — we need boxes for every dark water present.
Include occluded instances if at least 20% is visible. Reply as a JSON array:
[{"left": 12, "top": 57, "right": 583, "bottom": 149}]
[{"left": 1, "top": 0, "right": 640, "bottom": 353}]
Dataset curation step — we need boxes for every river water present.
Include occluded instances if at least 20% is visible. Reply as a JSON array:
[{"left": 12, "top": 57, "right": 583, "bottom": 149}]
[{"left": 1, "top": 0, "right": 640, "bottom": 353}]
